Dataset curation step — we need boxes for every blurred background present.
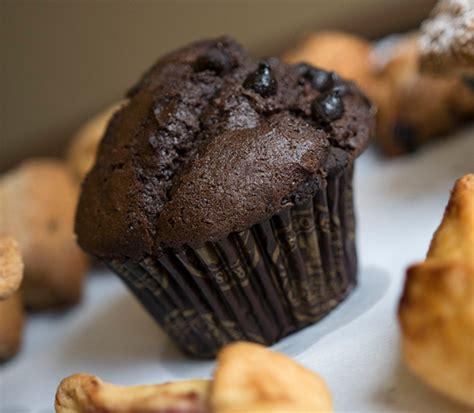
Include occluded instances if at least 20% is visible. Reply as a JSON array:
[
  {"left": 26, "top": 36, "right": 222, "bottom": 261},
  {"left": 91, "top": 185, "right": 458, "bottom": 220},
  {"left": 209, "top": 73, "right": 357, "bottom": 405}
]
[{"left": 1, "top": 0, "right": 436, "bottom": 171}]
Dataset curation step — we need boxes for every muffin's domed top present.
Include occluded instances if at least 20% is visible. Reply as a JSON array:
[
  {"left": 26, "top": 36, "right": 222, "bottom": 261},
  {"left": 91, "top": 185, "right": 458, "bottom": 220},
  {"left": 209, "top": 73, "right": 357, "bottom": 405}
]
[{"left": 76, "top": 37, "right": 374, "bottom": 261}]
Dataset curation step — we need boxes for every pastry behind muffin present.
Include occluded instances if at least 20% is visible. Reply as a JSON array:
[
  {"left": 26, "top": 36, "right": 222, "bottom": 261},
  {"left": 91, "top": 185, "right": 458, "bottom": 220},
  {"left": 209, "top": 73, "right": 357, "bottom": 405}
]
[
  {"left": 419, "top": 0, "right": 474, "bottom": 78},
  {"left": 283, "top": 30, "right": 474, "bottom": 156},
  {"left": 67, "top": 102, "right": 124, "bottom": 184},
  {"left": 0, "top": 159, "right": 89, "bottom": 310}
]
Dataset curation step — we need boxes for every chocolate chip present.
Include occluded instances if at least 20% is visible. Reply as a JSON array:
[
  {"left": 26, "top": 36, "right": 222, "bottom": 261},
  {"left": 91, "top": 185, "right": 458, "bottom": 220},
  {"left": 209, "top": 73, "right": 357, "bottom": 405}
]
[
  {"left": 295, "top": 63, "right": 335, "bottom": 92},
  {"left": 311, "top": 92, "right": 344, "bottom": 122},
  {"left": 393, "top": 123, "right": 418, "bottom": 153},
  {"left": 243, "top": 62, "right": 277, "bottom": 97},
  {"left": 331, "top": 82, "right": 351, "bottom": 96},
  {"left": 193, "top": 48, "right": 234, "bottom": 74},
  {"left": 294, "top": 62, "right": 313, "bottom": 76}
]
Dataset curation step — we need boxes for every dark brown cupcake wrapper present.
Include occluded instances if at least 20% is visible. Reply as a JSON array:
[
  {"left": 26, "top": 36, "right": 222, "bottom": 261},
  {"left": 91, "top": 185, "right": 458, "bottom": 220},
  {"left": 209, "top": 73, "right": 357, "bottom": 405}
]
[{"left": 108, "top": 165, "right": 357, "bottom": 358}]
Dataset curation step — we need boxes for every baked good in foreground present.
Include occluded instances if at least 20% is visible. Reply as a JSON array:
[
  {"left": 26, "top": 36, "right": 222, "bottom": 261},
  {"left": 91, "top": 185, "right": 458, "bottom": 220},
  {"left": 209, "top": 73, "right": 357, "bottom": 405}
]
[
  {"left": 67, "top": 102, "right": 124, "bottom": 183},
  {"left": 75, "top": 36, "right": 374, "bottom": 357},
  {"left": 211, "top": 341, "right": 332, "bottom": 412},
  {"left": 55, "top": 342, "right": 332, "bottom": 412},
  {"left": 398, "top": 174, "right": 474, "bottom": 408},
  {"left": 0, "top": 159, "right": 89, "bottom": 310},
  {"left": 56, "top": 376, "right": 209, "bottom": 413},
  {"left": 283, "top": 31, "right": 474, "bottom": 156},
  {"left": 0, "top": 236, "right": 24, "bottom": 360},
  {"left": 419, "top": 0, "right": 474, "bottom": 78}
]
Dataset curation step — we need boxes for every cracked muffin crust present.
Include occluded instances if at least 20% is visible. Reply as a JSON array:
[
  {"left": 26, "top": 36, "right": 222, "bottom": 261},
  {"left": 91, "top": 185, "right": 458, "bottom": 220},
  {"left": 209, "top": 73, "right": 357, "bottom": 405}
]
[
  {"left": 399, "top": 174, "right": 474, "bottom": 408},
  {"left": 55, "top": 342, "right": 332, "bottom": 413},
  {"left": 76, "top": 36, "right": 373, "bottom": 261},
  {"left": 75, "top": 36, "right": 373, "bottom": 357}
]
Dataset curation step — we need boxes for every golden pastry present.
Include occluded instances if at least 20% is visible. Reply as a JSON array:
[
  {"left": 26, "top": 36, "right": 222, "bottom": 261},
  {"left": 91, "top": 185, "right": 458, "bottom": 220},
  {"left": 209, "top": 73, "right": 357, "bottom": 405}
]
[
  {"left": 0, "top": 159, "right": 89, "bottom": 310},
  {"left": 67, "top": 102, "right": 124, "bottom": 183},
  {"left": 399, "top": 174, "right": 474, "bottom": 408},
  {"left": 211, "top": 342, "right": 332, "bottom": 413},
  {"left": 56, "top": 375, "right": 209, "bottom": 413},
  {"left": 0, "top": 236, "right": 23, "bottom": 300},
  {"left": 56, "top": 342, "right": 332, "bottom": 413},
  {"left": 0, "top": 236, "right": 24, "bottom": 360},
  {"left": 0, "top": 292, "right": 24, "bottom": 361},
  {"left": 282, "top": 31, "right": 373, "bottom": 84}
]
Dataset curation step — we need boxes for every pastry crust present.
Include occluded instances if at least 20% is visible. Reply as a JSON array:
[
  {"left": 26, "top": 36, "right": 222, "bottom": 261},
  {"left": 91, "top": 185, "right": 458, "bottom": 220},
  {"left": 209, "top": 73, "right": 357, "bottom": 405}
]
[
  {"left": 0, "top": 236, "right": 23, "bottom": 300},
  {"left": 0, "top": 159, "right": 89, "bottom": 310},
  {"left": 55, "top": 374, "right": 210, "bottom": 413},
  {"left": 211, "top": 342, "right": 332, "bottom": 413},
  {"left": 419, "top": 0, "right": 474, "bottom": 77},
  {"left": 67, "top": 102, "right": 123, "bottom": 183},
  {"left": 0, "top": 291, "right": 24, "bottom": 361},
  {"left": 55, "top": 342, "right": 333, "bottom": 413},
  {"left": 427, "top": 174, "right": 474, "bottom": 261},
  {"left": 399, "top": 174, "right": 474, "bottom": 407}
]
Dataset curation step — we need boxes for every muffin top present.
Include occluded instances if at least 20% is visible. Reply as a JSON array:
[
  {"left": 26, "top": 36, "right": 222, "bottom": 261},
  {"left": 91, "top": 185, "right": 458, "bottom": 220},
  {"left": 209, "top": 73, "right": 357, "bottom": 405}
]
[{"left": 76, "top": 37, "right": 374, "bottom": 261}]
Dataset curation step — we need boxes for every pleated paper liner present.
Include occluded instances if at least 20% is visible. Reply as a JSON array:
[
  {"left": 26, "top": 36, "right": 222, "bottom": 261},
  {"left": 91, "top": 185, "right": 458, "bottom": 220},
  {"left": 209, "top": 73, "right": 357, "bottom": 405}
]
[{"left": 108, "top": 165, "right": 357, "bottom": 358}]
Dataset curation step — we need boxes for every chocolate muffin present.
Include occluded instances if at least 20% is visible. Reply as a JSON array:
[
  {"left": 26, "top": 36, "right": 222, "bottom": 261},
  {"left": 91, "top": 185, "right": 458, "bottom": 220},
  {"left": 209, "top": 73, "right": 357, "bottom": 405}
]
[{"left": 76, "top": 37, "right": 374, "bottom": 357}]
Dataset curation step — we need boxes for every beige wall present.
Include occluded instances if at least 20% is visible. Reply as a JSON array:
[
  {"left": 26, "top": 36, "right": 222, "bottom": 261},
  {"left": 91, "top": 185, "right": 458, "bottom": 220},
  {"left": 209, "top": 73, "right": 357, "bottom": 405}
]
[{"left": 1, "top": 0, "right": 435, "bottom": 171}]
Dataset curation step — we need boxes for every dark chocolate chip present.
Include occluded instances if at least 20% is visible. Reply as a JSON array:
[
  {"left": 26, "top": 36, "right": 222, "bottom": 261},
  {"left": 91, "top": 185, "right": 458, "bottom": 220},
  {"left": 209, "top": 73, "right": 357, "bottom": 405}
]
[
  {"left": 331, "top": 82, "right": 351, "bottom": 96},
  {"left": 294, "top": 62, "right": 313, "bottom": 76},
  {"left": 243, "top": 62, "right": 277, "bottom": 97},
  {"left": 393, "top": 123, "right": 419, "bottom": 153},
  {"left": 295, "top": 63, "right": 335, "bottom": 92},
  {"left": 311, "top": 92, "right": 344, "bottom": 122},
  {"left": 193, "top": 48, "right": 234, "bottom": 74}
]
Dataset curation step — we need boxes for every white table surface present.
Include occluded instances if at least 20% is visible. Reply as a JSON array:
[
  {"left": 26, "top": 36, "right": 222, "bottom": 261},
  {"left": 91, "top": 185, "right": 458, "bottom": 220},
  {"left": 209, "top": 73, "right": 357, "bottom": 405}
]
[{"left": 1, "top": 127, "right": 473, "bottom": 412}]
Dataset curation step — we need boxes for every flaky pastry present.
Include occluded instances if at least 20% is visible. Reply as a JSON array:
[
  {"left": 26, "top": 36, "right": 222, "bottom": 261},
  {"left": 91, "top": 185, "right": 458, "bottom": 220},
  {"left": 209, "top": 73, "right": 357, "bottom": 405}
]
[
  {"left": 399, "top": 174, "right": 474, "bottom": 407},
  {"left": 0, "top": 236, "right": 24, "bottom": 360},
  {"left": 211, "top": 342, "right": 332, "bottom": 413},
  {"left": 56, "top": 342, "right": 332, "bottom": 413},
  {"left": 56, "top": 375, "right": 210, "bottom": 413},
  {"left": 0, "top": 236, "right": 23, "bottom": 300},
  {"left": 0, "top": 291, "right": 24, "bottom": 361}
]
